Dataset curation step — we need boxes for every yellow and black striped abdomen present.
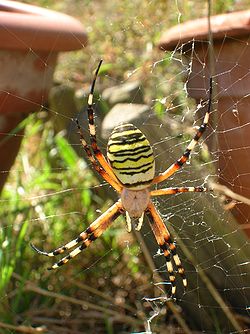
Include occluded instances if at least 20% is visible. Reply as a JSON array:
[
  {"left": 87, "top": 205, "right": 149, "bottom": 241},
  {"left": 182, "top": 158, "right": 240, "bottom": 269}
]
[{"left": 107, "top": 124, "right": 155, "bottom": 190}]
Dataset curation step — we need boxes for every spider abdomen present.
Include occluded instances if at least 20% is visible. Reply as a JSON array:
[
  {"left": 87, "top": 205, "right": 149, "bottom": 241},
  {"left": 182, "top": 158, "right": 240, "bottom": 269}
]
[{"left": 107, "top": 123, "right": 155, "bottom": 190}]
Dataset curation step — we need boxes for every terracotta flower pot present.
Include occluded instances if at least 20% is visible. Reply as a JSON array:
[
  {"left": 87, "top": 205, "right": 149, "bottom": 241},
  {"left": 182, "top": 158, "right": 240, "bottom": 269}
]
[
  {"left": 158, "top": 10, "right": 250, "bottom": 236},
  {"left": 0, "top": 0, "right": 87, "bottom": 192}
]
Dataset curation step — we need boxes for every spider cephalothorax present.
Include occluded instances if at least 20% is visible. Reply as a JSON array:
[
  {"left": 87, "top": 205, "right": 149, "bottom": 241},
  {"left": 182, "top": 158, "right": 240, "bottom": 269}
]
[{"left": 32, "top": 60, "right": 212, "bottom": 297}]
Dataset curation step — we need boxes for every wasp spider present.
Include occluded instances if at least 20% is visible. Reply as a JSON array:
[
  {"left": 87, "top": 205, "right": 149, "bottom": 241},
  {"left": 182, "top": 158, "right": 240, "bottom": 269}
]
[{"left": 32, "top": 60, "right": 212, "bottom": 297}]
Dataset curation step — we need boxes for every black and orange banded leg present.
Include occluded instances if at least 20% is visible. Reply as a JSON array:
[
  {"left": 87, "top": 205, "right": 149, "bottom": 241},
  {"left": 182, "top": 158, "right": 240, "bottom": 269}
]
[
  {"left": 146, "top": 201, "right": 187, "bottom": 296},
  {"left": 75, "top": 118, "right": 122, "bottom": 192},
  {"left": 152, "top": 77, "right": 213, "bottom": 186},
  {"left": 86, "top": 60, "right": 119, "bottom": 183},
  {"left": 31, "top": 201, "right": 124, "bottom": 270},
  {"left": 150, "top": 186, "right": 208, "bottom": 197}
]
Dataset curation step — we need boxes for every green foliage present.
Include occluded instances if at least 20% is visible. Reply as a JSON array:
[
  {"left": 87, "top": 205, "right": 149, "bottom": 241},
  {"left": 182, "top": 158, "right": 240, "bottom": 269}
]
[
  {"left": 0, "top": 113, "right": 101, "bottom": 313},
  {"left": 0, "top": 218, "right": 28, "bottom": 295},
  {"left": 1, "top": 108, "right": 150, "bottom": 330}
]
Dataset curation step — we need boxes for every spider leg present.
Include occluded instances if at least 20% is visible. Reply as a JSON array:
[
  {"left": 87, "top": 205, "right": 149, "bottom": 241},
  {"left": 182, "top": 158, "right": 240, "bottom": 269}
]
[
  {"left": 30, "top": 214, "right": 107, "bottom": 258},
  {"left": 152, "top": 77, "right": 213, "bottom": 185},
  {"left": 75, "top": 118, "right": 122, "bottom": 192},
  {"left": 31, "top": 201, "right": 124, "bottom": 270},
  {"left": 151, "top": 186, "right": 208, "bottom": 197},
  {"left": 146, "top": 201, "right": 187, "bottom": 296},
  {"left": 86, "top": 60, "right": 120, "bottom": 184}
]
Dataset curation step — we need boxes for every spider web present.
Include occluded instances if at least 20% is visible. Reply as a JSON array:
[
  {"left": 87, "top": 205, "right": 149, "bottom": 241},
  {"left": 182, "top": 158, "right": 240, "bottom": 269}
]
[{"left": 0, "top": 1, "right": 249, "bottom": 334}]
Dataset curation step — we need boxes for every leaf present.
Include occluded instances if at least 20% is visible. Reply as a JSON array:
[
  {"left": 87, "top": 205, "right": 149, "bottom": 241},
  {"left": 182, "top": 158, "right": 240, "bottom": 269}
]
[{"left": 55, "top": 135, "right": 78, "bottom": 168}]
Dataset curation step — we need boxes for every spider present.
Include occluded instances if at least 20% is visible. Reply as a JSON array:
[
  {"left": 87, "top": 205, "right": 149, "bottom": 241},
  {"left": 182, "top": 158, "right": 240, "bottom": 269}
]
[{"left": 31, "top": 60, "right": 212, "bottom": 297}]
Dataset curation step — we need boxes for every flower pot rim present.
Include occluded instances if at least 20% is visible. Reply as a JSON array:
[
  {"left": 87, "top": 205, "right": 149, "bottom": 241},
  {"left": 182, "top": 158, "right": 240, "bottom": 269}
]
[
  {"left": 158, "top": 10, "right": 250, "bottom": 51},
  {"left": 0, "top": 0, "right": 87, "bottom": 52}
]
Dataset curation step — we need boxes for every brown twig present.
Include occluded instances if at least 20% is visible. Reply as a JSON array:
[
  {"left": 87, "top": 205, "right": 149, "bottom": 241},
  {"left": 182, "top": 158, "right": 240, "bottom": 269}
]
[
  {"left": 24, "top": 282, "right": 143, "bottom": 327},
  {"left": 0, "top": 321, "right": 46, "bottom": 334},
  {"left": 67, "top": 277, "right": 138, "bottom": 315},
  {"left": 211, "top": 182, "right": 250, "bottom": 206}
]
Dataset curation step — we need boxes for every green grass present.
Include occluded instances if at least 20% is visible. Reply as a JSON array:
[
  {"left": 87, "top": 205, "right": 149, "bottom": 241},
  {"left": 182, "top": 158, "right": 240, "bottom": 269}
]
[{"left": 0, "top": 112, "right": 154, "bottom": 332}]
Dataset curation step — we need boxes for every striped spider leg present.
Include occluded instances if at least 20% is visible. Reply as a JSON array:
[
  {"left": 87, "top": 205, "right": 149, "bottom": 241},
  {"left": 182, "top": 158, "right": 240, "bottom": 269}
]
[
  {"left": 31, "top": 201, "right": 124, "bottom": 270},
  {"left": 81, "top": 59, "right": 119, "bottom": 185},
  {"left": 147, "top": 186, "right": 209, "bottom": 295},
  {"left": 75, "top": 118, "right": 122, "bottom": 192},
  {"left": 32, "top": 60, "right": 213, "bottom": 298},
  {"left": 150, "top": 186, "right": 208, "bottom": 196},
  {"left": 74, "top": 60, "right": 122, "bottom": 193},
  {"left": 146, "top": 201, "right": 187, "bottom": 295},
  {"left": 152, "top": 77, "right": 213, "bottom": 186}
]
